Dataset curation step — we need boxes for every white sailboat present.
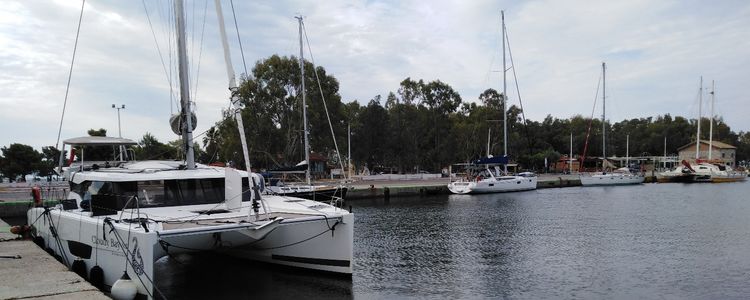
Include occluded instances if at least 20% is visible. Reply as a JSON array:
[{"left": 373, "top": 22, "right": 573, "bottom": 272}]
[
  {"left": 265, "top": 17, "right": 347, "bottom": 202},
  {"left": 580, "top": 62, "right": 644, "bottom": 186},
  {"left": 447, "top": 10, "right": 537, "bottom": 194},
  {"left": 27, "top": 2, "right": 352, "bottom": 299},
  {"left": 687, "top": 80, "right": 746, "bottom": 183}
]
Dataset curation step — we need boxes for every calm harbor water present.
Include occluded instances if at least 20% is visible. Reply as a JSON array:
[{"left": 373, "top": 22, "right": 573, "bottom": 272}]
[{"left": 157, "top": 181, "right": 750, "bottom": 299}]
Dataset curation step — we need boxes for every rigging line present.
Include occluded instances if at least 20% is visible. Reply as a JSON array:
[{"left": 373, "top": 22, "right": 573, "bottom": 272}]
[
  {"left": 191, "top": 0, "right": 208, "bottom": 101},
  {"left": 230, "top": 0, "right": 249, "bottom": 76},
  {"left": 483, "top": 23, "right": 500, "bottom": 88},
  {"left": 55, "top": 0, "right": 86, "bottom": 150},
  {"left": 142, "top": 0, "right": 176, "bottom": 109},
  {"left": 580, "top": 73, "right": 602, "bottom": 171},
  {"left": 168, "top": 0, "right": 176, "bottom": 114},
  {"left": 190, "top": 0, "right": 196, "bottom": 79},
  {"left": 504, "top": 27, "right": 533, "bottom": 157},
  {"left": 301, "top": 21, "right": 347, "bottom": 180}
]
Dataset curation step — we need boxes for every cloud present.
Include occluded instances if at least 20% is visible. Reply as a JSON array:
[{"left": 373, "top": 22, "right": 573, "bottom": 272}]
[{"left": 1, "top": 0, "right": 749, "bottom": 151}]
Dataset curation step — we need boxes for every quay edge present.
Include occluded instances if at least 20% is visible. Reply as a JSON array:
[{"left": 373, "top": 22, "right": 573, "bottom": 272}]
[{"left": 0, "top": 217, "right": 109, "bottom": 300}]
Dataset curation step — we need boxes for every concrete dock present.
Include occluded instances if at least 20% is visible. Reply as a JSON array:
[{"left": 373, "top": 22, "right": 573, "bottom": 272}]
[
  {"left": 0, "top": 218, "right": 108, "bottom": 300},
  {"left": 345, "top": 174, "right": 589, "bottom": 199}
]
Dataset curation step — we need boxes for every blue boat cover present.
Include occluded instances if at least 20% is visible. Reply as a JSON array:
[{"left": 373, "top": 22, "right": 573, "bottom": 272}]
[{"left": 473, "top": 156, "right": 509, "bottom": 165}]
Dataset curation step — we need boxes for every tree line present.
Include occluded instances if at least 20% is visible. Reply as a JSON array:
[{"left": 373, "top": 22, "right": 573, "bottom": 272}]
[
  {"left": 201, "top": 55, "right": 750, "bottom": 173},
  {"left": 2, "top": 54, "right": 749, "bottom": 181}
]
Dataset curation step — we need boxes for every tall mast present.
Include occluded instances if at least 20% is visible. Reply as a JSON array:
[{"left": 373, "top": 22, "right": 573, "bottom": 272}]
[
  {"left": 601, "top": 62, "right": 606, "bottom": 160},
  {"left": 215, "top": 0, "right": 251, "bottom": 172},
  {"left": 487, "top": 128, "right": 491, "bottom": 157},
  {"left": 175, "top": 0, "right": 195, "bottom": 169},
  {"left": 501, "top": 10, "right": 508, "bottom": 173},
  {"left": 297, "top": 16, "right": 311, "bottom": 185},
  {"left": 663, "top": 136, "right": 667, "bottom": 170},
  {"left": 214, "top": 0, "right": 263, "bottom": 219},
  {"left": 696, "top": 76, "right": 702, "bottom": 160},
  {"left": 569, "top": 132, "right": 573, "bottom": 174},
  {"left": 626, "top": 134, "right": 629, "bottom": 167},
  {"left": 708, "top": 80, "right": 714, "bottom": 160}
]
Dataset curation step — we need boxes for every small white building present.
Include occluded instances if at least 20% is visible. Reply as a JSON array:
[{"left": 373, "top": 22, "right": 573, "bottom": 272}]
[{"left": 677, "top": 140, "right": 736, "bottom": 167}]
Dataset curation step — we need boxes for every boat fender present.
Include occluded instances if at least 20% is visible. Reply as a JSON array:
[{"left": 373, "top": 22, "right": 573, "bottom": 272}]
[
  {"left": 31, "top": 186, "right": 42, "bottom": 207},
  {"left": 111, "top": 271, "right": 137, "bottom": 300},
  {"left": 89, "top": 265, "right": 105, "bottom": 289},
  {"left": 10, "top": 225, "right": 30, "bottom": 236},
  {"left": 71, "top": 258, "right": 87, "bottom": 278}
]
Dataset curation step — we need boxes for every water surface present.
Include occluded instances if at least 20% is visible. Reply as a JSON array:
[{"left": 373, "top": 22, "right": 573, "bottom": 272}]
[{"left": 159, "top": 181, "right": 750, "bottom": 299}]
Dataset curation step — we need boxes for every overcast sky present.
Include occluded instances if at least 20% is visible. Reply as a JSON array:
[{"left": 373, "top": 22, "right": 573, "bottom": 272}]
[{"left": 2, "top": 0, "right": 749, "bottom": 150}]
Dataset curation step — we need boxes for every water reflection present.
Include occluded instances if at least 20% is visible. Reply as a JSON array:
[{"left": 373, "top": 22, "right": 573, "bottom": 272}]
[
  {"left": 158, "top": 181, "right": 750, "bottom": 299},
  {"left": 154, "top": 253, "right": 353, "bottom": 299}
]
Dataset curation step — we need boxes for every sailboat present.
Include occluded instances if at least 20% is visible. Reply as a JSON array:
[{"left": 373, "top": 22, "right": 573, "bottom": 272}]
[
  {"left": 579, "top": 62, "right": 644, "bottom": 186},
  {"left": 265, "top": 17, "right": 348, "bottom": 202},
  {"left": 447, "top": 10, "right": 538, "bottom": 194},
  {"left": 686, "top": 79, "right": 746, "bottom": 183},
  {"left": 26, "top": 2, "right": 353, "bottom": 299}
]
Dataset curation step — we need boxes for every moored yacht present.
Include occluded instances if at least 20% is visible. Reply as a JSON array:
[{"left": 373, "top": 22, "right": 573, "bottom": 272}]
[
  {"left": 28, "top": 137, "right": 353, "bottom": 299},
  {"left": 579, "top": 63, "right": 644, "bottom": 187},
  {"left": 447, "top": 11, "right": 538, "bottom": 195},
  {"left": 690, "top": 162, "right": 746, "bottom": 183},
  {"left": 26, "top": 1, "right": 353, "bottom": 299},
  {"left": 580, "top": 167, "right": 645, "bottom": 186},
  {"left": 657, "top": 160, "right": 695, "bottom": 183}
]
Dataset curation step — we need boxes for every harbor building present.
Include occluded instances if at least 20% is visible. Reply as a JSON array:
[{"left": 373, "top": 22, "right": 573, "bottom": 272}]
[{"left": 677, "top": 140, "right": 737, "bottom": 167}]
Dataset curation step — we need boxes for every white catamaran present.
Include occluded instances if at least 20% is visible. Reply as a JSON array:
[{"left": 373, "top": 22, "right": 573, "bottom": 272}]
[
  {"left": 447, "top": 10, "right": 537, "bottom": 194},
  {"left": 27, "top": 2, "right": 352, "bottom": 299},
  {"left": 580, "top": 62, "right": 645, "bottom": 186}
]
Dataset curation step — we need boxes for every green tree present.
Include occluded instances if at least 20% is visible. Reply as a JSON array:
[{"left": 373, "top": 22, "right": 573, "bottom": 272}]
[
  {"left": 206, "top": 54, "right": 346, "bottom": 170},
  {"left": 37, "top": 146, "right": 62, "bottom": 179},
  {"left": 134, "top": 133, "right": 177, "bottom": 160},
  {"left": 0, "top": 144, "right": 42, "bottom": 182}
]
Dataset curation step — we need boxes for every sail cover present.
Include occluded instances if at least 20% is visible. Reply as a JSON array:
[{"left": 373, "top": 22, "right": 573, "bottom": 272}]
[{"left": 473, "top": 156, "right": 509, "bottom": 165}]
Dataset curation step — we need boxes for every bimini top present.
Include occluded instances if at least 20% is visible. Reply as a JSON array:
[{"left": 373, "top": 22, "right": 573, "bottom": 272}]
[{"left": 63, "top": 136, "right": 138, "bottom": 146}]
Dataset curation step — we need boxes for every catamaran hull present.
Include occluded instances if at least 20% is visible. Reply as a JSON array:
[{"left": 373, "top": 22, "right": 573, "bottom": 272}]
[
  {"left": 27, "top": 207, "right": 282, "bottom": 299},
  {"left": 448, "top": 177, "right": 537, "bottom": 194},
  {"left": 580, "top": 174, "right": 645, "bottom": 186},
  {"left": 222, "top": 213, "right": 354, "bottom": 274}
]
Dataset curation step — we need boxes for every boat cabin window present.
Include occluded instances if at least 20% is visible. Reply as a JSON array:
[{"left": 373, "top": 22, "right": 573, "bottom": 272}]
[{"left": 81, "top": 178, "right": 256, "bottom": 215}]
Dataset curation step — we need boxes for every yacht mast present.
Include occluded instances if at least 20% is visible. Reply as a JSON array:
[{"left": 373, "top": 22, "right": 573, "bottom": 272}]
[
  {"left": 175, "top": 0, "right": 195, "bottom": 169},
  {"left": 601, "top": 62, "right": 606, "bottom": 160},
  {"left": 626, "top": 134, "right": 629, "bottom": 167},
  {"left": 297, "top": 16, "right": 311, "bottom": 185},
  {"left": 708, "top": 80, "right": 714, "bottom": 160},
  {"left": 696, "top": 76, "right": 702, "bottom": 160},
  {"left": 501, "top": 10, "right": 508, "bottom": 173},
  {"left": 487, "top": 128, "right": 491, "bottom": 157},
  {"left": 214, "top": 0, "right": 265, "bottom": 218},
  {"left": 214, "top": 0, "right": 251, "bottom": 172},
  {"left": 569, "top": 132, "right": 573, "bottom": 174}
]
